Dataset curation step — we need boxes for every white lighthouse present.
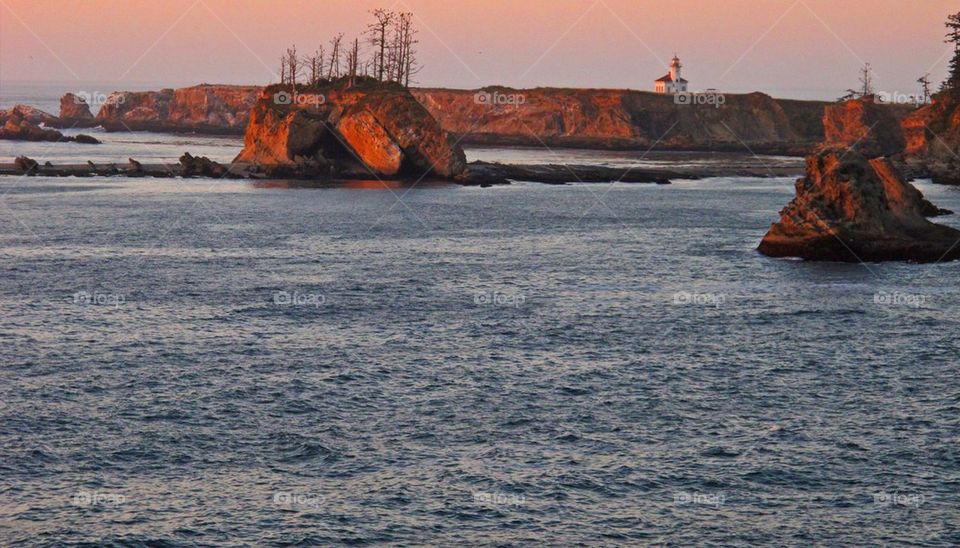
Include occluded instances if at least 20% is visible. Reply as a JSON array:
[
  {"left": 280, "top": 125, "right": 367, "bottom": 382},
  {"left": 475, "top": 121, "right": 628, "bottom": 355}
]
[{"left": 655, "top": 55, "right": 689, "bottom": 94}]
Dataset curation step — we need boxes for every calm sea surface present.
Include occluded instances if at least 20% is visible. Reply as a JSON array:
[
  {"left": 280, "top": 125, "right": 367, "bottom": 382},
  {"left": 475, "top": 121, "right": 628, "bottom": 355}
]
[{"left": 0, "top": 83, "right": 959, "bottom": 546}]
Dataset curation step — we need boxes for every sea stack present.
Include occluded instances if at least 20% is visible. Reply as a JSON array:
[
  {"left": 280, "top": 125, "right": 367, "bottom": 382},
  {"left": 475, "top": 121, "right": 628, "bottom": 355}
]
[
  {"left": 759, "top": 97, "right": 960, "bottom": 263},
  {"left": 758, "top": 150, "right": 960, "bottom": 262}
]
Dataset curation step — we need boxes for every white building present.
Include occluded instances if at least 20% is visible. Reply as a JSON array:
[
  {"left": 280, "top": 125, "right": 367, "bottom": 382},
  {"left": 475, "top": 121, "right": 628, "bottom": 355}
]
[{"left": 654, "top": 56, "right": 688, "bottom": 94}]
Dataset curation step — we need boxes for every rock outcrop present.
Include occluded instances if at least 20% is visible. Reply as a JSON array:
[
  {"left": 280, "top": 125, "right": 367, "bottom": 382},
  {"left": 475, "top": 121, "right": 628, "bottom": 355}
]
[
  {"left": 822, "top": 96, "right": 906, "bottom": 158},
  {"left": 58, "top": 93, "right": 97, "bottom": 127},
  {"left": 759, "top": 150, "right": 960, "bottom": 262},
  {"left": 94, "top": 85, "right": 260, "bottom": 134},
  {"left": 234, "top": 80, "right": 467, "bottom": 180},
  {"left": 0, "top": 108, "right": 100, "bottom": 144}
]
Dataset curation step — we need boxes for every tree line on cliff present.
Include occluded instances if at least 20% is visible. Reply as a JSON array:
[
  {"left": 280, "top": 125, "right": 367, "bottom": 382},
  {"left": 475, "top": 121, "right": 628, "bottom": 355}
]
[{"left": 278, "top": 9, "right": 420, "bottom": 90}]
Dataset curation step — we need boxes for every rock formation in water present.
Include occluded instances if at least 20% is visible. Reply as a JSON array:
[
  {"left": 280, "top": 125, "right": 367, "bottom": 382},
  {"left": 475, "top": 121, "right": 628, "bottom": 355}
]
[
  {"left": 0, "top": 106, "right": 100, "bottom": 144},
  {"left": 94, "top": 85, "right": 261, "bottom": 134},
  {"left": 234, "top": 80, "right": 467, "bottom": 179},
  {"left": 58, "top": 93, "right": 97, "bottom": 127},
  {"left": 758, "top": 149, "right": 960, "bottom": 262}
]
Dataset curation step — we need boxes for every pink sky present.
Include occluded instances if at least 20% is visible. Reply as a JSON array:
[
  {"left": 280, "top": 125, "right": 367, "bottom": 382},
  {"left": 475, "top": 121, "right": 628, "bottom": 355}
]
[{"left": 0, "top": 0, "right": 956, "bottom": 99}]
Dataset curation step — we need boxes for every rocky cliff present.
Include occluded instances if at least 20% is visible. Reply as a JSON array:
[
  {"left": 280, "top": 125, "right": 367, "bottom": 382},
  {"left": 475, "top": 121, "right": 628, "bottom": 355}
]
[
  {"left": 58, "top": 93, "right": 97, "bottom": 128},
  {"left": 234, "top": 81, "right": 466, "bottom": 179},
  {"left": 412, "top": 88, "right": 830, "bottom": 153},
  {"left": 822, "top": 96, "right": 906, "bottom": 157},
  {"left": 900, "top": 93, "right": 960, "bottom": 184},
  {"left": 83, "top": 84, "right": 838, "bottom": 152},
  {"left": 0, "top": 105, "right": 99, "bottom": 144},
  {"left": 95, "top": 85, "right": 260, "bottom": 134}
]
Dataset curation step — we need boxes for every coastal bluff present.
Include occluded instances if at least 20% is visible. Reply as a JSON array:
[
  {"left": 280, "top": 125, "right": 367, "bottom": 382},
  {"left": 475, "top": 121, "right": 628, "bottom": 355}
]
[{"left": 87, "top": 85, "right": 839, "bottom": 153}]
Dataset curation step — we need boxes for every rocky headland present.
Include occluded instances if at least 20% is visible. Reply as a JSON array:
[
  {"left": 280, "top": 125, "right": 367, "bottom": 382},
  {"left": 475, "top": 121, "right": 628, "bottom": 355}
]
[
  {"left": 759, "top": 97, "right": 960, "bottom": 262},
  {"left": 84, "top": 84, "right": 848, "bottom": 153}
]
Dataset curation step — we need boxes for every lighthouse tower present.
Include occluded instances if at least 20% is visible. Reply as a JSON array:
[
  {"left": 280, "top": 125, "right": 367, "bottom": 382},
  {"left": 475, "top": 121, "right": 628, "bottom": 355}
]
[{"left": 655, "top": 55, "right": 689, "bottom": 94}]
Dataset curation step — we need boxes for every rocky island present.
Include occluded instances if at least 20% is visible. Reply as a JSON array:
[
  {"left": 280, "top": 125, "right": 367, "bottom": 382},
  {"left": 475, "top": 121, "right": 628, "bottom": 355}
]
[{"left": 759, "top": 97, "right": 960, "bottom": 263}]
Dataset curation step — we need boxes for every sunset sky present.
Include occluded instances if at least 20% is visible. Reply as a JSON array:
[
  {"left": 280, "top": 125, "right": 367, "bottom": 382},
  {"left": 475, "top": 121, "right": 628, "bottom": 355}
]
[{"left": 0, "top": 0, "right": 957, "bottom": 100}]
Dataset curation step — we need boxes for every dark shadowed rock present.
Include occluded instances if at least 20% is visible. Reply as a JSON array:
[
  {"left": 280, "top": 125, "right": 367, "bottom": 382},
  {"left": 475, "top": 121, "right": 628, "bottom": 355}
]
[
  {"left": 759, "top": 149, "right": 960, "bottom": 262},
  {"left": 14, "top": 156, "right": 39, "bottom": 173},
  {"left": 179, "top": 153, "right": 235, "bottom": 178}
]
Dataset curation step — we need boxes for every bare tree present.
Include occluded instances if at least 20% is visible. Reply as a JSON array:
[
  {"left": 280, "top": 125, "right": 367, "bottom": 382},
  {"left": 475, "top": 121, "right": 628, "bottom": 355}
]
[
  {"left": 280, "top": 56, "right": 287, "bottom": 84},
  {"left": 858, "top": 63, "right": 875, "bottom": 97},
  {"left": 305, "top": 47, "right": 325, "bottom": 86},
  {"left": 285, "top": 46, "right": 301, "bottom": 91},
  {"left": 346, "top": 38, "right": 361, "bottom": 87},
  {"left": 918, "top": 74, "right": 932, "bottom": 104},
  {"left": 327, "top": 34, "right": 343, "bottom": 79},
  {"left": 367, "top": 9, "right": 394, "bottom": 81},
  {"left": 395, "top": 12, "right": 420, "bottom": 87}
]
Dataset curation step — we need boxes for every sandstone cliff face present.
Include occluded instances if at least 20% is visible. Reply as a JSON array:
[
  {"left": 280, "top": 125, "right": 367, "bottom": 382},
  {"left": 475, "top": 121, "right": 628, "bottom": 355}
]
[
  {"left": 822, "top": 96, "right": 905, "bottom": 158},
  {"left": 412, "top": 88, "right": 828, "bottom": 152},
  {"left": 758, "top": 150, "right": 959, "bottom": 262},
  {"left": 95, "top": 85, "right": 260, "bottom": 133},
  {"left": 234, "top": 83, "right": 467, "bottom": 179}
]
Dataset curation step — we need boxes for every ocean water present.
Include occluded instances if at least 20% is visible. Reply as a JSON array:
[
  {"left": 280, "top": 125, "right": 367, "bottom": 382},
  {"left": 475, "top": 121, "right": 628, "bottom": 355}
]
[{"left": 1, "top": 84, "right": 960, "bottom": 546}]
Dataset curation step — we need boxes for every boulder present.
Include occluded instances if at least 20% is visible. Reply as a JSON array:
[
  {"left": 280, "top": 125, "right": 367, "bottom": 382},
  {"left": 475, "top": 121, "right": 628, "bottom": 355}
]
[
  {"left": 759, "top": 149, "right": 960, "bottom": 262},
  {"left": 179, "top": 153, "right": 235, "bottom": 178},
  {"left": 822, "top": 96, "right": 905, "bottom": 158},
  {"left": 13, "top": 156, "right": 39, "bottom": 173}
]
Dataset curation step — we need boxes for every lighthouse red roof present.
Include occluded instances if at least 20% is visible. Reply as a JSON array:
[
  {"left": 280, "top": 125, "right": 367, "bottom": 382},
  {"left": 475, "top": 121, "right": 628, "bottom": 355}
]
[{"left": 655, "top": 73, "right": 688, "bottom": 83}]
